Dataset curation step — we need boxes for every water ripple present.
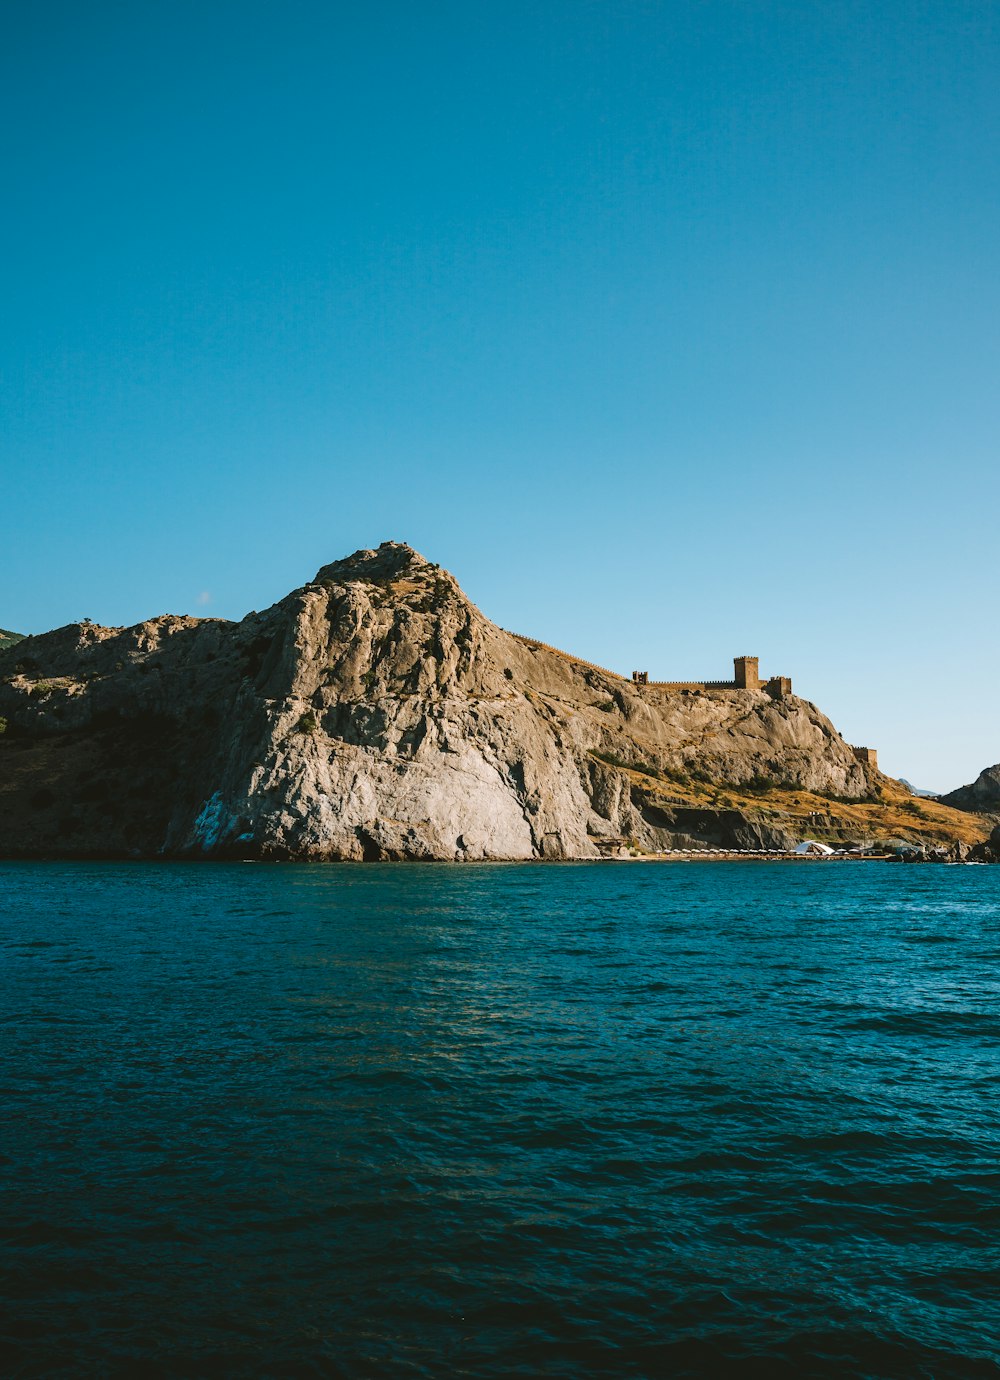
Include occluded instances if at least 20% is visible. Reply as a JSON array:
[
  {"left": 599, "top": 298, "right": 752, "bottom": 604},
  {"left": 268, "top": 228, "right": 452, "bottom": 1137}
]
[{"left": 2, "top": 860, "right": 1000, "bottom": 1377}]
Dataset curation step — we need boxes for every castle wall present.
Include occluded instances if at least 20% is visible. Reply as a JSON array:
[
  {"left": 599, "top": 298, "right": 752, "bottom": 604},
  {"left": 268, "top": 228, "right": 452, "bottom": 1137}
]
[
  {"left": 509, "top": 633, "right": 794, "bottom": 703},
  {"left": 645, "top": 680, "right": 737, "bottom": 690},
  {"left": 509, "top": 633, "right": 624, "bottom": 682}
]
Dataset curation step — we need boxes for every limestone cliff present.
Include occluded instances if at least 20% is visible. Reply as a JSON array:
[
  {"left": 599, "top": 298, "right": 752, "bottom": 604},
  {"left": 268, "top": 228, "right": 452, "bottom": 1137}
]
[{"left": 0, "top": 543, "right": 979, "bottom": 860}]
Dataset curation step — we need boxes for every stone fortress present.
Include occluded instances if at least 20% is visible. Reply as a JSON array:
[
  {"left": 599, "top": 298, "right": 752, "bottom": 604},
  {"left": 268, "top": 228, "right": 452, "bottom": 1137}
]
[
  {"left": 630, "top": 656, "right": 878, "bottom": 771},
  {"left": 630, "top": 654, "right": 791, "bottom": 700},
  {"left": 512, "top": 636, "right": 879, "bottom": 773}
]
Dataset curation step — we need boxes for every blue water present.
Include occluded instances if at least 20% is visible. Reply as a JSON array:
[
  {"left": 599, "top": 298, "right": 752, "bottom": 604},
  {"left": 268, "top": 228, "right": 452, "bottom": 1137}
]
[{"left": 3, "top": 862, "right": 1000, "bottom": 1378}]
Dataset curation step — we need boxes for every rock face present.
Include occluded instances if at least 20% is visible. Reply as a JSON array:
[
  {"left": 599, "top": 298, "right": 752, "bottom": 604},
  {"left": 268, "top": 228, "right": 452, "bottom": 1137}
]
[
  {"left": 938, "top": 765, "right": 1000, "bottom": 815},
  {"left": 0, "top": 542, "right": 883, "bottom": 860},
  {"left": 971, "top": 823, "right": 1000, "bottom": 863}
]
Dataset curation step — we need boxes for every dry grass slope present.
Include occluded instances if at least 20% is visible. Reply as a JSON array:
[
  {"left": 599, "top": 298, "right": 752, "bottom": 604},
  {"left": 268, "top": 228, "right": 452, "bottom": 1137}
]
[{"left": 597, "top": 756, "right": 990, "bottom": 848}]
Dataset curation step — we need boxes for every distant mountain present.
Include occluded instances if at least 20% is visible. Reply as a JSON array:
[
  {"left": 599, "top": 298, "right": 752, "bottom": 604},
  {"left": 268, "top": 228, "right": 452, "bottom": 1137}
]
[
  {"left": 0, "top": 628, "right": 24, "bottom": 652},
  {"left": 898, "top": 779, "right": 939, "bottom": 799}
]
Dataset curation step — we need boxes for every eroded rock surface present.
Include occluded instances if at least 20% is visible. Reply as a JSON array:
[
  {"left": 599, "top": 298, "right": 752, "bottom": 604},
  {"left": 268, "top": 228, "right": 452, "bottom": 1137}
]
[
  {"left": 0, "top": 542, "right": 883, "bottom": 859},
  {"left": 939, "top": 764, "right": 1000, "bottom": 816}
]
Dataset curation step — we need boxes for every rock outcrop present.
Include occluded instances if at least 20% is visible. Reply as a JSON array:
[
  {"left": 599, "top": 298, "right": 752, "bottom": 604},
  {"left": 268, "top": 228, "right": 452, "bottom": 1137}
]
[
  {"left": 0, "top": 542, "right": 964, "bottom": 860},
  {"left": 969, "top": 823, "right": 1000, "bottom": 862},
  {"left": 938, "top": 764, "right": 1000, "bottom": 816}
]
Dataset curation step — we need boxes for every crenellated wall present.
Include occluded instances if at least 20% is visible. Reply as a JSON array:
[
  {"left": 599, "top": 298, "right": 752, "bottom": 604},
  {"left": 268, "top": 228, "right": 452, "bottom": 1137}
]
[
  {"left": 510, "top": 633, "right": 624, "bottom": 682},
  {"left": 645, "top": 679, "right": 739, "bottom": 690},
  {"left": 510, "top": 634, "right": 793, "bottom": 700}
]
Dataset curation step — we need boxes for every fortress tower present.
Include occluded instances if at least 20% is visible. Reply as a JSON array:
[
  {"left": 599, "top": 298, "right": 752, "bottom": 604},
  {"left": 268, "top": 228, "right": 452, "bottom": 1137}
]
[
  {"left": 733, "top": 656, "right": 761, "bottom": 690},
  {"left": 852, "top": 746, "right": 878, "bottom": 770}
]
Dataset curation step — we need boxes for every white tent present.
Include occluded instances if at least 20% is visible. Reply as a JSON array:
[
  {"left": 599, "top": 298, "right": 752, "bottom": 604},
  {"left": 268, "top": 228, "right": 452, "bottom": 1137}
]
[{"left": 795, "top": 839, "right": 835, "bottom": 856}]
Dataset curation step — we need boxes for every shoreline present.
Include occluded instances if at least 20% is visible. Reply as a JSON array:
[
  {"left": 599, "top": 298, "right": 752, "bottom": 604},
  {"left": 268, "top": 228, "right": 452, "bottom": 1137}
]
[{"left": 0, "top": 851, "right": 977, "bottom": 866}]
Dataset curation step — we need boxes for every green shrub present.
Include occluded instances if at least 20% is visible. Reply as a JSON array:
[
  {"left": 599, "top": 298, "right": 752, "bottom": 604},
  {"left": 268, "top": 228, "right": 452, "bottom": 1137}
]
[
  {"left": 295, "top": 711, "right": 318, "bottom": 734},
  {"left": 412, "top": 575, "right": 452, "bottom": 613},
  {"left": 813, "top": 786, "right": 880, "bottom": 804},
  {"left": 591, "top": 749, "right": 660, "bottom": 778},
  {"left": 743, "top": 774, "right": 778, "bottom": 795}
]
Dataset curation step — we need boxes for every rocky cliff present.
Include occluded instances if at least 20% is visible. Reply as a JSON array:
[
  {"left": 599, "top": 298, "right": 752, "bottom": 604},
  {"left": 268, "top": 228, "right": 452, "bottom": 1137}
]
[
  {"left": 0, "top": 543, "right": 984, "bottom": 860},
  {"left": 939, "top": 764, "right": 1000, "bottom": 816}
]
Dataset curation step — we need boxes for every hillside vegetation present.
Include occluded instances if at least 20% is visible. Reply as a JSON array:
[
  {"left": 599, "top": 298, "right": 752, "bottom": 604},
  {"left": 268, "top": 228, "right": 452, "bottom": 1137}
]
[{"left": 605, "top": 759, "right": 988, "bottom": 851}]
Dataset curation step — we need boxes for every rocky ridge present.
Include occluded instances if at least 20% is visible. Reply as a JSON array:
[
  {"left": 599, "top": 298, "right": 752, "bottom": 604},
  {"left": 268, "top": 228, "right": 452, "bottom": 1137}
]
[
  {"left": 0, "top": 543, "right": 984, "bottom": 860},
  {"left": 938, "top": 764, "right": 1000, "bottom": 861},
  {"left": 939, "top": 764, "right": 1000, "bottom": 816}
]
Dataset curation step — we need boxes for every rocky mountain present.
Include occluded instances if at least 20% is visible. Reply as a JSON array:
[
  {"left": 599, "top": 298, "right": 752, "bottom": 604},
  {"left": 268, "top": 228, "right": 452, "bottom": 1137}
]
[
  {"left": 0, "top": 628, "right": 23, "bottom": 652},
  {"left": 898, "top": 779, "right": 939, "bottom": 799},
  {"left": 0, "top": 543, "right": 986, "bottom": 860},
  {"left": 939, "top": 764, "right": 1000, "bottom": 815}
]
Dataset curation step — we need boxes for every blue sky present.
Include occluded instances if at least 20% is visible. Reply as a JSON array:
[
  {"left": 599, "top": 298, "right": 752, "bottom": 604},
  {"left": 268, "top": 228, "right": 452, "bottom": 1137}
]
[{"left": 2, "top": 1, "right": 997, "bottom": 789}]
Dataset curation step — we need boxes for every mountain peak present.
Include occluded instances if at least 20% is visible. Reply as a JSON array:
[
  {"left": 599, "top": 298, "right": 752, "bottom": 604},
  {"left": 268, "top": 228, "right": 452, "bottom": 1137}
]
[{"left": 313, "top": 541, "right": 434, "bottom": 586}]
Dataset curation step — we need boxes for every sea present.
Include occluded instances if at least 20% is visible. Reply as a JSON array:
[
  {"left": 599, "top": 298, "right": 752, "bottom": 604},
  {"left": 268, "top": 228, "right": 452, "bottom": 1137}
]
[{"left": 2, "top": 861, "right": 1000, "bottom": 1378}]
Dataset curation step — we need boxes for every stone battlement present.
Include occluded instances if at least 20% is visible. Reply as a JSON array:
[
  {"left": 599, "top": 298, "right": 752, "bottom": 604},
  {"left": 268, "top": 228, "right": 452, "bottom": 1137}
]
[
  {"left": 508, "top": 630, "right": 878, "bottom": 765},
  {"left": 512, "top": 636, "right": 795, "bottom": 701},
  {"left": 633, "top": 657, "right": 792, "bottom": 699},
  {"left": 510, "top": 634, "right": 624, "bottom": 682},
  {"left": 641, "top": 678, "right": 738, "bottom": 690}
]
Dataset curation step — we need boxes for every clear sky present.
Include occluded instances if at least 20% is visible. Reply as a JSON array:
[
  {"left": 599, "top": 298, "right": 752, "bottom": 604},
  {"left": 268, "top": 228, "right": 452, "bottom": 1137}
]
[{"left": 2, "top": 1, "right": 997, "bottom": 790}]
